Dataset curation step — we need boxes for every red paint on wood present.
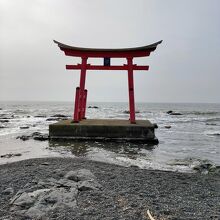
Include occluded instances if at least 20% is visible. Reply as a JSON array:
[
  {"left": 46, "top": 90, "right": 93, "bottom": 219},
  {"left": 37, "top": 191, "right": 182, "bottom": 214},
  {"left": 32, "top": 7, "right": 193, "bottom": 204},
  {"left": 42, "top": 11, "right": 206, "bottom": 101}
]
[
  {"left": 62, "top": 49, "right": 151, "bottom": 58},
  {"left": 78, "top": 57, "right": 88, "bottom": 120},
  {"left": 73, "top": 87, "right": 80, "bottom": 122},
  {"left": 66, "top": 64, "right": 149, "bottom": 71},
  {"left": 82, "top": 89, "right": 88, "bottom": 119},
  {"left": 127, "top": 58, "right": 136, "bottom": 124}
]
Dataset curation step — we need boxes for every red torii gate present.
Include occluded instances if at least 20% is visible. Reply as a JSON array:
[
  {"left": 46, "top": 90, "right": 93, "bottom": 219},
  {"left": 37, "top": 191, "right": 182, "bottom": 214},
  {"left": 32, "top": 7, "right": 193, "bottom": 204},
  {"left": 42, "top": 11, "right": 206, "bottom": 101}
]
[{"left": 54, "top": 40, "right": 162, "bottom": 124}]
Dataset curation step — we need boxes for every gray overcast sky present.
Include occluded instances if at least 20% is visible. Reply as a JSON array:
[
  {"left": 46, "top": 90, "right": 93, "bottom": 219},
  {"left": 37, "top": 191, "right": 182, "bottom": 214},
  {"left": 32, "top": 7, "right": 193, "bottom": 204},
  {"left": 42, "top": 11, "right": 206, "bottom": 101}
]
[{"left": 0, "top": 0, "right": 220, "bottom": 103}]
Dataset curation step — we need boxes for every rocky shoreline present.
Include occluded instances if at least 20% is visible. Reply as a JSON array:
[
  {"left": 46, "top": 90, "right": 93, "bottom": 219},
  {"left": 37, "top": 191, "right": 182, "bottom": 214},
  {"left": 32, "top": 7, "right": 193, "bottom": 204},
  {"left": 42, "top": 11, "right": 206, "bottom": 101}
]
[{"left": 0, "top": 157, "right": 219, "bottom": 220}]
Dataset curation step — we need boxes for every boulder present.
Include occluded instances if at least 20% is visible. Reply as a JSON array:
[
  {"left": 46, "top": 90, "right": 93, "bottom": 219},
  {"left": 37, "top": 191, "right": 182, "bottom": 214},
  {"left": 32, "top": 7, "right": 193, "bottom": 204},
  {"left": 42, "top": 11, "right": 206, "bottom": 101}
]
[{"left": 10, "top": 169, "right": 101, "bottom": 219}]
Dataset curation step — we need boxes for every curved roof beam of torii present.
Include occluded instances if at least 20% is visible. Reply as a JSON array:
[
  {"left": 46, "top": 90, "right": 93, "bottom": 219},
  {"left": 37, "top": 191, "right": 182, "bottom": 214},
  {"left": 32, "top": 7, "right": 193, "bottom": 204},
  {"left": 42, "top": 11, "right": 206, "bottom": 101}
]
[{"left": 53, "top": 40, "right": 162, "bottom": 58}]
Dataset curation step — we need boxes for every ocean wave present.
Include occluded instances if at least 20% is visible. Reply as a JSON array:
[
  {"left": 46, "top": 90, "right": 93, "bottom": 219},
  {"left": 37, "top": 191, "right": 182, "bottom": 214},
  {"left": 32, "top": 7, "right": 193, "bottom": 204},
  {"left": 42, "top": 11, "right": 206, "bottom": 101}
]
[
  {"left": 187, "top": 111, "right": 219, "bottom": 116},
  {"left": 205, "top": 131, "right": 220, "bottom": 136}
]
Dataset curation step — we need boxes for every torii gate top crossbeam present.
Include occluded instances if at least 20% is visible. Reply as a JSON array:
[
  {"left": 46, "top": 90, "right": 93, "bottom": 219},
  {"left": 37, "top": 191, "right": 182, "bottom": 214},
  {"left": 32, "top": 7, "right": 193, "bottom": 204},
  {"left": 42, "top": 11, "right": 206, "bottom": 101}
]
[{"left": 53, "top": 40, "right": 162, "bottom": 58}]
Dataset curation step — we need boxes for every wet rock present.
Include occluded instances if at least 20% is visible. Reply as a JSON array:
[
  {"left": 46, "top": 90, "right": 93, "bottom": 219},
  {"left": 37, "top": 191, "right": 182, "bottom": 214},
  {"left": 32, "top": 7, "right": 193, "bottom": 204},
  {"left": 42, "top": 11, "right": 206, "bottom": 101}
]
[
  {"left": 88, "top": 106, "right": 99, "bottom": 109},
  {"left": 51, "top": 114, "right": 68, "bottom": 118},
  {"left": 17, "top": 132, "right": 49, "bottom": 141},
  {"left": 2, "top": 187, "right": 14, "bottom": 195},
  {"left": 0, "top": 119, "right": 9, "bottom": 123},
  {"left": 193, "top": 163, "right": 214, "bottom": 173},
  {"left": 152, "top": 123, "right": 158, "bottom": 129},
  {"left": 0, "top": 108, "right": 2, "bottom": 110},
  {"left": 0, "top": 125, "right": 6, "bottom": 129},
  {"left": 32, "top": 132, "right": 49, "bottom": 141},
  {"left": 167, "top": 110, "right": 182, "bottom": 116},
  {"left": 16, "top": 135, "right": 30, "bottom": 141},
  {"left": 123, "top": 110, "right": 140, "bottom": 114},
  {"left": 1, "top": 153, "right": 22, "bottom": 158},
  {"left": 165, "top": 125, "right": 171, "bottom": 129},
  {"left": 206, "top": 123, "right": 217, "bottom": 126},
  {"left": 46, "top": 117, "right": 68, "bottom": 121},
  {"left": 34, "top": 115, "right": 47, "bottom": 118},
  {"left": 167, "top": 110, "right": 173, "bottom": 114},
  {"left": 20, "top": 126, "right": 30, "bottom": 129}
]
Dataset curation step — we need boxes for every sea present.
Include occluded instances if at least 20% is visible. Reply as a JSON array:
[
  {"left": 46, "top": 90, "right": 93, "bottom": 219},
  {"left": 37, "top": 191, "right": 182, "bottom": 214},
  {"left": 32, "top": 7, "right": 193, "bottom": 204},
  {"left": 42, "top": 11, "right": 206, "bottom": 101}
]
[{"left": 0, "top": 101, "right": 219, "bottom": 173}]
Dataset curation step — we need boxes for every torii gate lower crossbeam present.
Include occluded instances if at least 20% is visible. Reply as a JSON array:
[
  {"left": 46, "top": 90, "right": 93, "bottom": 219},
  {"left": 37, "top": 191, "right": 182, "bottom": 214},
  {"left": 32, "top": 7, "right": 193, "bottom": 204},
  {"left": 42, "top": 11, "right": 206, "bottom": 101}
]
[{"left": 54, "top": 40, "right": 162, "bottom": 124}]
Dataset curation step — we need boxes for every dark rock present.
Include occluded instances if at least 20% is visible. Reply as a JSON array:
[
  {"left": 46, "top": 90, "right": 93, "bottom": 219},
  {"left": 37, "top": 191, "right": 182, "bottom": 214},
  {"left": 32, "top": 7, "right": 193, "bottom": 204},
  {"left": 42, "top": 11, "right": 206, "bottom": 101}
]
[
  {"left": 16, "top": 135, "right": 30, "bottom": 141},
  {"left": 170, "top": 112, "right": 182, "bottom": 115},
  {"left": 167, "top": 110, "right": 182, "bottom": 115},
  {"left": 20, "top": 126, "right": 30, "bottom": 129},
  {"left": 51, "top": 114, "right": 68, "bottom": 118},
  {"left": 32, "top": 132, "right": 49, "bottom": 141},
  {"left": 46, "top": 117, "right": 68, "bottom": 121},
  {"left": 17, "top": 132, "right": 48, "bottom": 141},
  {"left": 0, "top": 119, "right": 9, "bottom": 123},
  {"left": 0, "top": 126, "right": 6, "bottom": 129},
  {"left": 0, "top": 108, "right": 2, "bottom": 110},
  {"left": 123, "top": 110, "right": 140, "bottom": 114},
  {"left": 206, "top": 123, "right": 217, "bottom": 126},
  {"left": 34, "top": 115, "right": 47, "bottom": 118},
  {"left": 152, "top": 123, "right": 158, "bottom": 129},
  {"left": 165, "top": 125, "right": 171, "bottom": 129},
  {"left": 88, "top": 106, "right": 99, "bottom": 109},
  {"left": 167, "top": 110, "right": 173, "bottom": 114},
  {"left": 1, "top": 153, "right": 22, "bottom": 158}
]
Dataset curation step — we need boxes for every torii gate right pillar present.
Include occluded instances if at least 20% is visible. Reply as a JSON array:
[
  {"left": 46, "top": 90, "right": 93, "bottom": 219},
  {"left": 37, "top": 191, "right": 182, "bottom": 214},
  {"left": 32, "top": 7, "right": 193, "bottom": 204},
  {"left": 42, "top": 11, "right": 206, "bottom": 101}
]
[{"left": 127, "top": 57, "right": 136, "bottom": 124}]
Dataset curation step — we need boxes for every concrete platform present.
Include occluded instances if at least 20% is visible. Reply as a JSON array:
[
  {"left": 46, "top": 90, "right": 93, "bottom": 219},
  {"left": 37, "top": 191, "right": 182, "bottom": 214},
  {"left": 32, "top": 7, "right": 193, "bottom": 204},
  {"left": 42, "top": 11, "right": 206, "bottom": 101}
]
[{"left": 49, "top": 119, "right": 158, "bottom": 144}]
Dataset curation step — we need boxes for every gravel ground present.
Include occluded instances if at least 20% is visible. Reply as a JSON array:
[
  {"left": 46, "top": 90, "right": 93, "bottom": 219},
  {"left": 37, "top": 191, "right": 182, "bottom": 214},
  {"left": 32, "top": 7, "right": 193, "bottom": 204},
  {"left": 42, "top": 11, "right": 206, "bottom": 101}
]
[{"left": 0, "top": 157, "right": 219, "bottom": 220}]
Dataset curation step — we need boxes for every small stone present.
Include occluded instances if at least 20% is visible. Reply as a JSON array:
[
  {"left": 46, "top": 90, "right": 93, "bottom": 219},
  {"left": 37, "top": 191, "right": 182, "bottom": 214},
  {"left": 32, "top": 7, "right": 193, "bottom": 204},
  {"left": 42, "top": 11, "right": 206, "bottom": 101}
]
[
  {"left": 78, "top": 180, "right": 102, "bottom": 191},
  {"left": 41, "top": 162, "right": 50, "bottom": 166},
  {"left": 2, "top": 187, "right": 14, "bottom": 195},
  {"left": 65, "top": 169, "right": 96, "bottom": 182}
]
